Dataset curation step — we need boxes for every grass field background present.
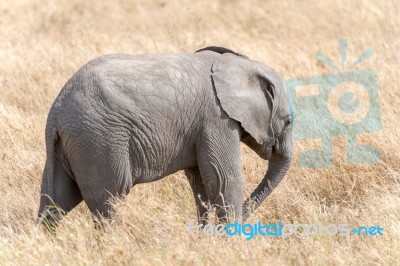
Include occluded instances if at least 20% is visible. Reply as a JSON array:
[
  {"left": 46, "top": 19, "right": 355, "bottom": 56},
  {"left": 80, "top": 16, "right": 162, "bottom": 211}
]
[{"left": 0, "top": 0, "right": 399, "bottom": 265}]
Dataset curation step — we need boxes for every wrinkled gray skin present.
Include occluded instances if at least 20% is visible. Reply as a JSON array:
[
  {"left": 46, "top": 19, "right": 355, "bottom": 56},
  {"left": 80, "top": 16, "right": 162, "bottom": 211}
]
[{"left": 37, "top": 46, "right": 292, "bottom": 228}]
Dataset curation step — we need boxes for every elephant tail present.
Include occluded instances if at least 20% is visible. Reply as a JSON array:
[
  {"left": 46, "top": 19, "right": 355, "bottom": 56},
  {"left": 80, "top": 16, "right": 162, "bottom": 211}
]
[
  {"left": 37, "top": 113, "right": 59, "bottom": 226},
  {"left": 43, "top": 115, "right": 59, "bottom": 208}
]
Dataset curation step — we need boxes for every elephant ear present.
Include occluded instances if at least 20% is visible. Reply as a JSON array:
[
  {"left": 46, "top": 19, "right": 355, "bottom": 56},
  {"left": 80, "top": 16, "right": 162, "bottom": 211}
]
[{"left": 211, "top": 53, "right": 280, "bottom": 146}]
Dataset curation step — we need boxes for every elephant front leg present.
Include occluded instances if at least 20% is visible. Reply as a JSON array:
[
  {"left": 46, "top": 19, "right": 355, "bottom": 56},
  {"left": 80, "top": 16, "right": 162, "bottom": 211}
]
[
  {"left": 200, "top": 170, "right": 244, "bottom": 223},
  {"left": 196, "top": 135, "right": 244, "bottom": 223},
  {"left": 185, "top": 167, "right": 210, "bottom": 224}
]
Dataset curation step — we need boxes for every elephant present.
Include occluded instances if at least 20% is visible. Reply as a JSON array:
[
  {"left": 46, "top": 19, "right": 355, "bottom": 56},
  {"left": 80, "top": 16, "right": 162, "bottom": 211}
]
[{"left": 37, "top": 46, "right": 293, "bottom": 228}]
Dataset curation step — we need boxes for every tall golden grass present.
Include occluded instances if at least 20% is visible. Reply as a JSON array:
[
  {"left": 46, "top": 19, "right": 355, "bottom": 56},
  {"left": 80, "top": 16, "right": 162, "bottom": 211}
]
[{"left": 0, "top": 0, "right": 399, "bottom": 264}]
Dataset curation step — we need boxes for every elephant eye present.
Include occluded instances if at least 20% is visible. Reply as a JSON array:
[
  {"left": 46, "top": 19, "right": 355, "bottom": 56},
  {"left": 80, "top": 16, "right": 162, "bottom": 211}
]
[{"left": 285, "top": 115, "right": 293, "bottom": 127}]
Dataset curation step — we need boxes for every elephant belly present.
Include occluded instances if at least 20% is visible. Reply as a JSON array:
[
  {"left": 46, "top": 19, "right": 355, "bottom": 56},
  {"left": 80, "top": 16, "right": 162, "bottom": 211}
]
[{"left": 128, "top": 133, "right": 198, "bottom": 184}]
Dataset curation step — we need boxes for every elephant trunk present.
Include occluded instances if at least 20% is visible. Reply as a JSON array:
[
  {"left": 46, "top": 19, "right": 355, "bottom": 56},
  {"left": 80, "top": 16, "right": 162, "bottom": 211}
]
[{"left": 242, "top": 153, "right": 291, "bottom": 221}]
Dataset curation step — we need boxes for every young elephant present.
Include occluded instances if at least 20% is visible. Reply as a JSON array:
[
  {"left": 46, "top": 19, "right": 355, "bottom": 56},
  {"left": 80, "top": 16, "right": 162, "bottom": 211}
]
[{"left": 37, "top": 46, "right": 292, "bottom": 228}]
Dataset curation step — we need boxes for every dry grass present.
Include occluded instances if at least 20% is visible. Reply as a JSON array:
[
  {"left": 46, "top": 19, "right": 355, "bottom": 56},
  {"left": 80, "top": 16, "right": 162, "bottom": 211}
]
[{"left": 0, "top": 0, "right": 399, "bottom": 265}]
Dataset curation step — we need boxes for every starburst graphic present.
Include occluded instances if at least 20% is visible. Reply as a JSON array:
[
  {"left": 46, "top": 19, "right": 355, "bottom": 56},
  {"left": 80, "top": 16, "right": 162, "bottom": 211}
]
[{"left": 316, "top": 39, "right": 373, "bottom": 70}]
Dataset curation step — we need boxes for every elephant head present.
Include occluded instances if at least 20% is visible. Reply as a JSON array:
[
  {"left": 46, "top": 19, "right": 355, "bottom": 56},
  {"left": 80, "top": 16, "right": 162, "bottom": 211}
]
[{"left": 211, "top": 52, "right": 293, "bottom": 221}]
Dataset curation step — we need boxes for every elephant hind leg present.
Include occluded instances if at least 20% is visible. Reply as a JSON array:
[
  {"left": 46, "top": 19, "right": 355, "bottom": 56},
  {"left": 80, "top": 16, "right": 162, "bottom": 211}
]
[
  {"left": 75, "top": 154, "right": 133, "bottom": 226},
  {"left": 37, "top": 157, "right": 83, "bottom": 230}
]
